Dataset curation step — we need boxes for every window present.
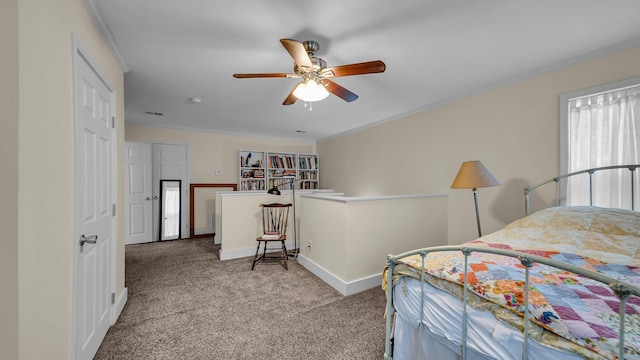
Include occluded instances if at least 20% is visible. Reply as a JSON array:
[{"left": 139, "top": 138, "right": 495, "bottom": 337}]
[{"left": 560, "top": 76, "right": 640, "bottom": 208}]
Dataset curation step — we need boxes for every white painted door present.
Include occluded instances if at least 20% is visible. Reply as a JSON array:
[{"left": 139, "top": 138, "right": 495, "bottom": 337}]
[
  {"left": 73, "top": 48, "right": 113, "bottom": 360},
  {"left": 125, "top": 142, "right": 153, "bottom": 244},
  {"left": 152, "top": 143, "right": 188, "bottom": 240}
]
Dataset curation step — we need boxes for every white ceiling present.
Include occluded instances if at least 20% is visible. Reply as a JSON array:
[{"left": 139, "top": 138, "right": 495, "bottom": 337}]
[{"left": 88, "top": 0, "right": 640, "bottom": 141}]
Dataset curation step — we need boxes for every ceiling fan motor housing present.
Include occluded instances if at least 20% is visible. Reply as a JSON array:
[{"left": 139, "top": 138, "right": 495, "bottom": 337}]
[
  {"left": 303, "top": 40, "right": 320, "bottom": 55},
  {"left": 294, "top": 56, "right": 326, "bottom": 76},
  {"left": 292, "top": 40, "right": 324, "bottom": 76}
]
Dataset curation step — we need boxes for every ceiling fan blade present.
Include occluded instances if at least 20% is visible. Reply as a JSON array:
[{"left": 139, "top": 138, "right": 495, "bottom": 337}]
[
  {"left": 233, "top": 73, "right": 297, "bottom": 78},
  {"left": 321, "top": 60, "right": 386, "bottom": 77},
  {"left": 283, "top": 87, "right": 298, "bottom": 105},
  {"left": 323, "top": 79, "right": 358, "bottom": 102},
  {"left": 280, "top": 39, "right": 313, "bottom": 71}
]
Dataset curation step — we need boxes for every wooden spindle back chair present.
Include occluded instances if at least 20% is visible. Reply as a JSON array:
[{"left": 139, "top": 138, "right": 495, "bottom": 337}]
[{"left": 251, "top": 203, "right": 292, "bottom": 270}]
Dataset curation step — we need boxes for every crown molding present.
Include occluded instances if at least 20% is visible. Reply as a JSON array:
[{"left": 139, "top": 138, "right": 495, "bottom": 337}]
[{"left": 82, "top": 0, "right": 130, "bottom": 73}]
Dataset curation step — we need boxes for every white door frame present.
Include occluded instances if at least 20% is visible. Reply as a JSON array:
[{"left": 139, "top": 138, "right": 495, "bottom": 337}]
[
  {"left": 71, "top": 33, "right": 120, "bottom": 360},
  {"left": 151, "top": 142, "right": 190, "bottom": 240}
]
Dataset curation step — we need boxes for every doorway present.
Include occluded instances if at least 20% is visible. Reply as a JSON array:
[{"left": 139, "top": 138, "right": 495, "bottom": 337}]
[
  {"left": 152, "top": 143, "right": 188, "bottom": 240},
  {"left": 125, "top": 142, "right": 188, "bottom": 243}
]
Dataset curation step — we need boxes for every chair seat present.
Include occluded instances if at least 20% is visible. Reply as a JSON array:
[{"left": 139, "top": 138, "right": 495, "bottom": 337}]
[{"left": 257, "top": 235, "right": 286, "bottom": 241}]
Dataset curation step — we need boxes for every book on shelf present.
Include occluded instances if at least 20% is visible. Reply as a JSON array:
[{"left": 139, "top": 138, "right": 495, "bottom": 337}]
[
  {"left": 298, "top": 156, "right": 318, "bottom": 170},
  {"left": 270, "top": 169, "right": 296, "bottom": 178},
  {"left": 299, "top": 181, "right": 318, "bottom": 189},
  {"left": 241, "top": 179, "right": 265, "bottom": 191},
  {"left": 269, "top": 154, "right": 296, "bottom": 169},
  {"left": 241, "top": 169, "right": 264, "bottom": 178},
  {"left": 298, "top": 171, "right": 318, "bottom": 180}
]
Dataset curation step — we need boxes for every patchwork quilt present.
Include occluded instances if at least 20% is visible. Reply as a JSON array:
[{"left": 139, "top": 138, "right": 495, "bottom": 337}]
[{"left": 393, "top": 206, "right": 640, "bottom": 359}]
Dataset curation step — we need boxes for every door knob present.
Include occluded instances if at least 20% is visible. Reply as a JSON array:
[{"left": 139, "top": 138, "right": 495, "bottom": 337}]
[
  {"left": 79, "top": 234, "right": 98, "bottom": 246},
  {"left": 146, "top": 197, "right": 151, "bottom": 201},
  {"left": 153, "top": 195, "right": 159, "bottom": 200}
]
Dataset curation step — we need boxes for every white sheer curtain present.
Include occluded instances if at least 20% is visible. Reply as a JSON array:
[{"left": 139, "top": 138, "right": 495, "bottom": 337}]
[
  {"left": 567, "top": 85, "right": 640, "bottom": 208},
  {"left": 162, "top": 187, "right": 180, "bottom": 237}
]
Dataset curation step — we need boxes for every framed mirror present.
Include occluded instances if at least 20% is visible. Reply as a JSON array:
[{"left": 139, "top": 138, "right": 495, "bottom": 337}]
[{"left": 159, "top": 180, "right": 181, "bottom": 241}]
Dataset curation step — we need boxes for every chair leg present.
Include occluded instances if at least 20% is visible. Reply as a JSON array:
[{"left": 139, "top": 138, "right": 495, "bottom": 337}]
[
  {"left": 251, "top": 241, "right": 261, "bottom": 271},
  {"left": 281, "top": 240, "right": 288, "bottom": 270},
  {"left": 262, "top": 240, "right": 267, "bottom": 260}
]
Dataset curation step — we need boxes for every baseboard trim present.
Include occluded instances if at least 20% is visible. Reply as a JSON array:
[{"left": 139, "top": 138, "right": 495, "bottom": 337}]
[
  {"left": 111, "top": 287, "right": 127, "bottom": 325},
  {"left": 296, "top": 255, "right": 381, "bottom": 296},
  {"left": 219, "top": 247, "right": 254, "bottom": 261},
  {"left": 213, "top": 234, "right": 221, "bottom": 244},
  {"left": 219, "top": 240, "right": 295, "bottom": 261}
]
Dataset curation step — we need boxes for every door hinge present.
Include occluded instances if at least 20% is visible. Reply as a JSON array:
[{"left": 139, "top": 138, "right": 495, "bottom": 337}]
[
  {"left": 112, "top": 203, "right": 116, "bottom": 216},
  {"left": 111, "top": 292, "right": 115, "bottom": 305},
  {"left": 111, "top": 116, "right": 115, "bottom": 129}
]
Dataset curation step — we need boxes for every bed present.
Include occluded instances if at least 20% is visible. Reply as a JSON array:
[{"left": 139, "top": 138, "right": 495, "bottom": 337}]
[{"left": 383, "top": 167, "right": 640, "bottom": 360}]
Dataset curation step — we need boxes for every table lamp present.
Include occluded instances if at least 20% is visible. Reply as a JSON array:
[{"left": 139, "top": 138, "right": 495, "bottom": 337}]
[{"left": 451, "top": 160, "right": 500, "bottom": 237}]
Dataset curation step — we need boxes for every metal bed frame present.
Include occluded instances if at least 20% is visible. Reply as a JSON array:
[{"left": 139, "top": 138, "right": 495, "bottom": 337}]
[
  {"left": 524, "top": 164, "right": 639, "bottom": 216},
  {"left": 385, "top": 164, "right": 640, "bottom": 360},
  {"left": 384, "top": 245, "right": 640, "bottom": 360}
]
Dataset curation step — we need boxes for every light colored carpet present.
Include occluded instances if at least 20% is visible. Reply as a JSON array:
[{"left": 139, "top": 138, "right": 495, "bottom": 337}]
[{"left": 94, "top": 238, "right": 386, "bottom": 359}]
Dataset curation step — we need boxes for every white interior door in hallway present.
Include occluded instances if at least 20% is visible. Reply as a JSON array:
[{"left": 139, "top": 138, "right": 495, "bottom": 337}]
[
  {"left": 152, "top": 143, "right": 188, "bottom": 241},
  {"left": 125, "top": 142, "right": 152, "bottom": 244},
  {"left": 73, "top": 42, "right": 114, "bottom": 360}
]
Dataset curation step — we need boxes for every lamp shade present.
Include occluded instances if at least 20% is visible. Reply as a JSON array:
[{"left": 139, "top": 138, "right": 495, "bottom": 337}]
[
  {"left": 292, "top": 79, "right": 329, "bottom": 102},
  {"left": 451, "top": 160, "right": 500, "bottom": 189}
]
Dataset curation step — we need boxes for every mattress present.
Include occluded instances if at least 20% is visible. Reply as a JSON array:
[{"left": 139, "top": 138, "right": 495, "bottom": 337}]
[
  {"left": 385, "top": 206, "right": 640, "bottom": 360},
  {"left": 392, "top": 275, "right": 584, "bottom": 360}
]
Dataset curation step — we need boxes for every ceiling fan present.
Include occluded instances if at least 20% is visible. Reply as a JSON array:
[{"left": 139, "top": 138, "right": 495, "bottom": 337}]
[{"left": 233, "top": 39, "right": 386, "bottom": 105}]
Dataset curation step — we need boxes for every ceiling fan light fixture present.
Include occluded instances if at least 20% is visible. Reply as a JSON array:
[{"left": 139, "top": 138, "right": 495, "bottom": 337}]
[{"left": 292, "top": 79, "right": 329, "bottom": 102}]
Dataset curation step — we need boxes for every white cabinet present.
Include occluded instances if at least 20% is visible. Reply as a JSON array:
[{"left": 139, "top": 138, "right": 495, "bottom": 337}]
[
  {"left": 267, "top": 152, "right": 297, "bottom": 190},
  {"left": 239, "top": 150, "right": 319, "bottom": 190},
  {"left": 297, "top": 153, "right": 319, "bottom": 189},
  {"left": 239, "top": 150, "right": 266, "bottom": 190}
]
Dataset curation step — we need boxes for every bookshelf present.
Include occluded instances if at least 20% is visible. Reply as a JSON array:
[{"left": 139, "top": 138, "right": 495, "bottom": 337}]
[
  {"left": 239, "top": 150, "right": 266, "bottom": 191},
  {"left": 297, "top": 153, "right": 319, "bottom": 189},
  {"left": 238, "top": 150, "right": 319, "bottom": 190},
  {"left": 267, "top": 152, "right": 297, "bottom": 190}
]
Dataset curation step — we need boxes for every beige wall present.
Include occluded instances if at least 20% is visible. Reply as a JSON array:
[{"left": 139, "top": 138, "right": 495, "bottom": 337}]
[
  {"left": 318, "top": 45, "right": 640, "bottom": 245},
  {"left": 125, "top": 125, "right": 316, "bottom": 184},
  {"left": 13, "top": 1, "right": 125, "bottom": 359},
  {"left": 0, "top": 0, "right": 19, "bottom": 358}
]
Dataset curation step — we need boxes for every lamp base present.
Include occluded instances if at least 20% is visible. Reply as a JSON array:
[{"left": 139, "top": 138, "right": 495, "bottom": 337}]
[{"left": 473, "top": 188, "right": 482, "bottom": 238}]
